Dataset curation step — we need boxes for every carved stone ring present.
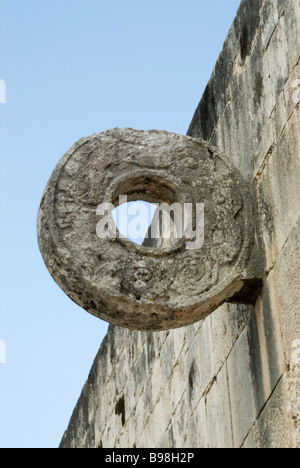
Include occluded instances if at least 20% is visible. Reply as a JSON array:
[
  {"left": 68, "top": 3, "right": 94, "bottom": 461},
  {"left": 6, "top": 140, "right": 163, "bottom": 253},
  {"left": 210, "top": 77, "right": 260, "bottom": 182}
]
[{"left": 38, "top": 128, "right": 261, "bottom": 331}]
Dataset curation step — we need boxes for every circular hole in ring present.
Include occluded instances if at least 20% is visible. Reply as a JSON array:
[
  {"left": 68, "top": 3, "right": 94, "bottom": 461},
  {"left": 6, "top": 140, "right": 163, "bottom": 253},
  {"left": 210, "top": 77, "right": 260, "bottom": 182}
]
[{"left": 111, "top": 175, "right": 181, "bottom": 249}]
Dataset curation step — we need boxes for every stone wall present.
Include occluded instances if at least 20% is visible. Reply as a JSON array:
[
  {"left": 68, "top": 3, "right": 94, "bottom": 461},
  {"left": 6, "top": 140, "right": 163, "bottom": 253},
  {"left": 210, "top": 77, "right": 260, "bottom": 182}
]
[{"left": 60, "top": 0, "right": 300, "bottom": 448}]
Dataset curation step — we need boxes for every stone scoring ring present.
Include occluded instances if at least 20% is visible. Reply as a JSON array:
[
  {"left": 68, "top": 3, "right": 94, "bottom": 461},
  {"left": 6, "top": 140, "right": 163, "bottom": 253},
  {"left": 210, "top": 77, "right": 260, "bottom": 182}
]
[{"left": 38, "top": 128, "right": 254, "bottom": 331}]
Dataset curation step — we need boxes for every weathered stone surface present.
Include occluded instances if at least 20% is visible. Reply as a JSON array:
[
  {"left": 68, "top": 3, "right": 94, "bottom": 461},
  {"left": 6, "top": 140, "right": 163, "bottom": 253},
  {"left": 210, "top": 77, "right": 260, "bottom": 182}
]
[
  {"left": 288, "top": 340, "right": 300, "bottom": 447},
  {"left": 227, "top": 328, "right": 257, "bottom": 447},
  {"left": 257, "top": 112, "right": 300, "bottom": 271},
  {"left": 60, "top": 0, "right": 300, "bottom": 449},
  {"left": 38, "top": 128, "right": 256, "bottom": 331},
  {"left": 261, "top": 0, "right": 279, "bottom": 49},
  {"left": 251, "top": 290, "right": 285, "bottom": 407},
  {"left": 206, "top": 364, "right": 233, "bottom": 448},
  {"left": 210, "top": 303, "right": 252, "bottom": 374},
  {"left": 266, "top": 218, "right": 300, "bottom": 364},
  {"left": 197, "top": 318, "right": 214, "bottom": 395},
  {"left": 254, "top": 378, "right": 290, "bottom": 448},
  {"left": 194, "top": 398, "right": 209, "bottom": 448},
  {"left": 241, "top": 428, "right": 255, "bottom": 448}
]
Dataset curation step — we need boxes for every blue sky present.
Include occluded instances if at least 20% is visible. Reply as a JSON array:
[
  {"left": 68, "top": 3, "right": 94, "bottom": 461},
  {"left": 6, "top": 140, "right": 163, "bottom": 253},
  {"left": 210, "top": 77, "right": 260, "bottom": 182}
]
[{"left": 0, "top": 0, "right": 240, "bottom": 448}]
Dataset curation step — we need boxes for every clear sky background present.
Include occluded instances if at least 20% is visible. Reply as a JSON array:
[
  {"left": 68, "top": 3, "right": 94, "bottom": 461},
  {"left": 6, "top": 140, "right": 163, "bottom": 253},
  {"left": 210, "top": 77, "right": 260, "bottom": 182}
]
[{"left": 0, "top": 0, "right": 241, "bottom": 448}]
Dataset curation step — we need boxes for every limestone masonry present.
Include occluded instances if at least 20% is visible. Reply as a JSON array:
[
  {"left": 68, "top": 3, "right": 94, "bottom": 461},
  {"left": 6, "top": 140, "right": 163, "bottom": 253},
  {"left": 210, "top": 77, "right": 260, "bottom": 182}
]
[{"left": 58, "top": 0, "right": 300, "bottom": 448}]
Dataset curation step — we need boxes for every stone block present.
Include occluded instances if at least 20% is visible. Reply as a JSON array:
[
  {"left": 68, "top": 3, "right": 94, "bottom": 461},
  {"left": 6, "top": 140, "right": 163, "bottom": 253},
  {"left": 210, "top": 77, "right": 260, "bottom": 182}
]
[
  {"left": 93, "top": 387, "right": 113, "bottom": 439},
  {"left": 282, "top": 0, "right": 300, "bottom": 75},
  {"left": 145, "top": 332, "right": 156, "bottom": 372},
  {"left": 167, "top": 423, "right": 176, "bottom": 448},
  {"left": 257, "top": 111, "right": 300, "bottom": 271},
  {"left": 125, "top": 372, "right": 138, "bottom": 418},
  {"left": 149, "top": 396, "right": 171, "bottom": 445},
  {"left": 210, "top": 304, "right": 233, "bottom": 374},
  {"left": 134, "top": 395, "right": 146, "bottom": 445},
  {"left": 143, "top": 376, "right": 153, "bottom": 420},
  {"left": 160, "top": 332, "right": 175, "bottom": 385},
  {"left": 261, "top": 0, "right": 279, "bottom": 49},
  {"left": 127, "top": 419, "right": 138, "bottom": 449},
  {"left": 284, "top": 61, "right": 300, "bottom": 122},
  {"left": 134, "top": 349, "right": 147, "bottom": 397},
  {"left": 117, "top": 429, "right": 130, "bottom": 449},
  {"left": 95, "top": 330, "right": 114, "bottom": 388},
  {"left": 234, "top": 0, "right": 261, "bottom": 65},
  {"left": 277, "top": 0, "right": 289, "bottom": 17},
  {"left": 195, "top": 81, "right": 219, "bottom": 142},
  {"left": 172, "top": 326, "right": 187, "bottom": 356},
  {"left": 198, "top": 318, "right": 214, "bottom": 394},
  {"left": 247, "top": 33, "right": 275, "bottom": 130},
  {"left": 256, "top": 286, "right": 286, "bottom": 391},
  {"left": 254, "top": 377, "right": 290, "bottom": 448},
  {"left": 106, "top": 354, "right": 128, "bottom": 397},
  {"left": 168, "top": 363, "right": 186, "bottom": 413},
  {"left": 150, "top": 357, "right": 163, "bottom": 405},
  {"left": 228, "top": 304, "right": 253, "bottom": 343},
  {"left": 86, "top": 423, "right": 97, "bottom": 448},
  {"left": 161, "top": 383, "right": 172, "bottom": 425},
  {"left": 184, "top": 346, "right": 201, "bottom": 411},
  {"left": 248, "top": 304, "right": 272, "bottom": 397},
  {"left": 289, "top": 339, "right": 300, "bottom": 447},
  {"left": 186, "top": 322, "right": 198, "bottom": 343},
  {"left": 185, "top": 417, "right": 199, "bottom": 449},
  {"left": 253, "top": 115, "right": 276, "bottom": 177},
  {"left": 241, "top": 427, "right": 255, "bottom": 448},
  {"left": 206, "top": 364, "right": 233, "bottom": 448},
  {"left": 171, "top": 394, "right": 188, "bottom": 448},
  {"left": 211, "top": 303, "right": 252, "bottom": 374},
  {"left": 247, "top": 298, "right": 283, "bottom": 416},
  {"left": 194, "top": 398, "right": 209, "bottom": 448},
  {"left": 152, "top": 330, "right": 168, "bottom": 354},
  {"left": 209, "top": 50, "right": 229, "bottom": 120},
  {"left": 223, "top": 71, "right": 254, "bottom": 179},
  {"left": 267, "top": 15, "right": 289, "bottom": 105},
  {"left": 266, "top": 218, "right": 300, "bottom": 363},
  {"left": 248, "top": 32, "right": 277, "bottom": 175},
  {"left": 145, "top": 413, "right": 156, "bottom": 447},
  {"left": 101, "top": 412, "right": 121, "bottom": 448},
  {"left": 157, "top": 431, "right": 170, "bottom": 449},
  {"left": 124, "top": 329, "right": 138, "bottom": 368},
  {"left": 272, "top": 90, "right": 288, "bottom": 143},
  {"left": 183, "top": 320, "right": 214, "bottom": 411},
  {"left": 227, "top": 329, "right": 256, "bottom": 447}
]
